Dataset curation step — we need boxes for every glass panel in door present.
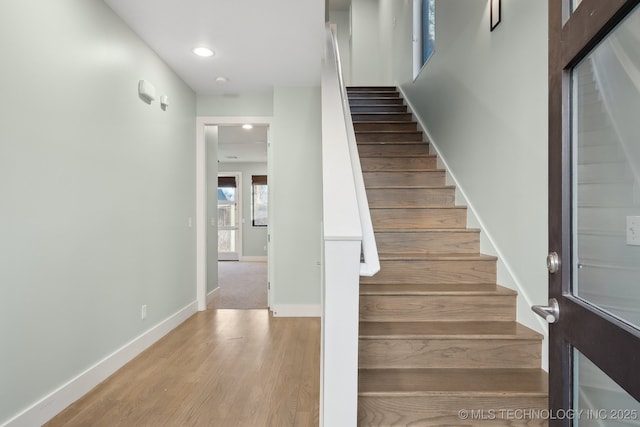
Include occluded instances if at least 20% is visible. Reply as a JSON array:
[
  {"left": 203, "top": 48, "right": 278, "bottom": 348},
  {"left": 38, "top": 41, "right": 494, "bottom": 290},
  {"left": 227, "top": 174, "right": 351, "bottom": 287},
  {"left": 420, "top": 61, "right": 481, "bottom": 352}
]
[
  {"left": 218, "top": 179, "right": 239, "bottom": 261},
  {"left": 574, "top": 350, "right": 640, "bottom": 425},
  {"left": 572, "top": 6, "right": 640, "bottom": 330}
]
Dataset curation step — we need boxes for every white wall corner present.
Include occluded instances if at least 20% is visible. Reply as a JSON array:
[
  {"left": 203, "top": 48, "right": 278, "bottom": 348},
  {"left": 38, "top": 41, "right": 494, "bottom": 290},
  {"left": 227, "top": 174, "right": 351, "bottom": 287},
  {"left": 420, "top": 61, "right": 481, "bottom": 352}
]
[
  {"left": 398, "top": 85, "right": 549, "bottom": 371},
  {"left": 271, "top": 304, "right": 322, "bottom": 317},
  {"left": 2, "top": 301, "right": 198, "bottom": 427}
]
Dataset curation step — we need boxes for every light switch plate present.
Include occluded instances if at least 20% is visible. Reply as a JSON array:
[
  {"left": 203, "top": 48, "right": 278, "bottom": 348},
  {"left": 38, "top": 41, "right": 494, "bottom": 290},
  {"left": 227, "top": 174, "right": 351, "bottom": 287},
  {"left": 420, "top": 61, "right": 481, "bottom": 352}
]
[{"left": 626, "top": 216, "right": 640, "bottom": 246}]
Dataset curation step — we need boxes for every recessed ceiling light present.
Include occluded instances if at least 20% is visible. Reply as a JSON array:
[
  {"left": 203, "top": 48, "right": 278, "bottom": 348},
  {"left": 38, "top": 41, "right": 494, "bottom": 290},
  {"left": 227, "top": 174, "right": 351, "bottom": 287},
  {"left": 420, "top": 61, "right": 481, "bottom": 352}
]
[
  {"left": 192, "top": 47, "right": 214, "bottom": 57},
  {"left": 216, "top": 76, "right": 228, "bottom": 84},
  {"left": 242, "top": 124, "right": 253, "bottom": 130}
]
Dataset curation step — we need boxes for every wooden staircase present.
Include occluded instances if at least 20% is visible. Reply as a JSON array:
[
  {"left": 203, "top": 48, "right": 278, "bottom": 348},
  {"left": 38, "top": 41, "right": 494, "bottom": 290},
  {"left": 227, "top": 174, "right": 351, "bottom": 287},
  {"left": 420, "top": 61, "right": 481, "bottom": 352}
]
[{"left": 348, "top": 86, "right": 548, "bottom": 426}]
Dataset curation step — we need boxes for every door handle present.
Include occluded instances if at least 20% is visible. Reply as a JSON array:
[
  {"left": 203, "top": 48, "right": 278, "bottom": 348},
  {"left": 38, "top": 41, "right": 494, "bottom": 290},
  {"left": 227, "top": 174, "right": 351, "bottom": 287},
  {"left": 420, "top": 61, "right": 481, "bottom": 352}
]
[
  {"left": 547, "top": 252, "right": 560, "bottom": 274},
  {"left": 531, "top": 298, "right": 560, "bottom": 323}
]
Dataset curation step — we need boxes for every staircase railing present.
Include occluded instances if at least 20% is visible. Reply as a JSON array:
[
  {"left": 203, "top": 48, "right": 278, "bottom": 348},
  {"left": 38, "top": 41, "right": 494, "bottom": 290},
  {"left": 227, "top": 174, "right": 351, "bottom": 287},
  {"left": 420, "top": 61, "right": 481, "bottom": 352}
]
[{"left": 320, "top": 23, "right": 379, "bottom": 426}]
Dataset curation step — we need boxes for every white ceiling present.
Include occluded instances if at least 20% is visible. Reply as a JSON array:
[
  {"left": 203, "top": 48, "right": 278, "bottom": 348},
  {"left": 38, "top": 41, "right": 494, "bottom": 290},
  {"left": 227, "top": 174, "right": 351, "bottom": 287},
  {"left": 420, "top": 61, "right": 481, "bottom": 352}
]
[
  {"left": 104, "top": 0, "right": 326, "bottom": 96},
  {"left": 217, "top": 125, "right": 268, "bottom": 163},
  {"left": 104, "top": 0, "right": 350, "bottom": 162}
]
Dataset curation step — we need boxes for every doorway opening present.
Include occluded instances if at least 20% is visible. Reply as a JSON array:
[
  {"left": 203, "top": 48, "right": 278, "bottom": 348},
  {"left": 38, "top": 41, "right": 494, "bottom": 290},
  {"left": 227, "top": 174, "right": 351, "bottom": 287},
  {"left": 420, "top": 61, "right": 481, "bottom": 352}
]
[{"left": 196, "top": 118, "right": 272, "bottom": 312}]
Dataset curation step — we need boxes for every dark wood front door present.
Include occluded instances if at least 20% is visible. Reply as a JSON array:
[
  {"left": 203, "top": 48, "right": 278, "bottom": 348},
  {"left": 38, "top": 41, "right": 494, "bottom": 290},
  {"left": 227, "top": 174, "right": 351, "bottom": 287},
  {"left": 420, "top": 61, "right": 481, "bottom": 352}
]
[{"left": 548, "top": 0, "right": 640, "bottom": 425}]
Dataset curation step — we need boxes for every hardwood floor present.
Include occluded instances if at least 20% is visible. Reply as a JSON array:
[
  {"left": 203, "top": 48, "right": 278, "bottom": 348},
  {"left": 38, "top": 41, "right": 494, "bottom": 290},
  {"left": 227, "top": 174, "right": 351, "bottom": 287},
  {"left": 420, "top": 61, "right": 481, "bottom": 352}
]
[{"left": 45, "top": 309, "right": 320, "bottom": 427}]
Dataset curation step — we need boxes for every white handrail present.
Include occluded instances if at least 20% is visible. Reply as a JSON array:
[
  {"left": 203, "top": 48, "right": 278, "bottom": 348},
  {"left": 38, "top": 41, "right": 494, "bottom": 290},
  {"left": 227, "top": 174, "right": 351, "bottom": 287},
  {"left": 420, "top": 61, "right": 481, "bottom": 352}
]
[
  {"left": 320, "top": 23, "right": 380, "bottom": 427},
  {"left": 327, "top": 26, "right": 381, "bottom": 277}
]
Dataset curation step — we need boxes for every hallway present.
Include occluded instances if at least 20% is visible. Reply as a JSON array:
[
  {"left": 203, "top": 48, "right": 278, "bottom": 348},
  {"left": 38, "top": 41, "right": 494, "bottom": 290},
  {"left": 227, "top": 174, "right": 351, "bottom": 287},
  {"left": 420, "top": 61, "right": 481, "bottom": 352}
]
[{"left": 45, "top": 310, "right": 320, "bottom": 426}]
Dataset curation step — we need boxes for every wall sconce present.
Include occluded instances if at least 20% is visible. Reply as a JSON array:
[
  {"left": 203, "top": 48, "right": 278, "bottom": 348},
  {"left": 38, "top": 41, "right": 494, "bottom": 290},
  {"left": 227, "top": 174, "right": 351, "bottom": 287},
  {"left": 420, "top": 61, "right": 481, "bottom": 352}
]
[{"left": 490, "top": 0, "right": 501, "bottom": 31}]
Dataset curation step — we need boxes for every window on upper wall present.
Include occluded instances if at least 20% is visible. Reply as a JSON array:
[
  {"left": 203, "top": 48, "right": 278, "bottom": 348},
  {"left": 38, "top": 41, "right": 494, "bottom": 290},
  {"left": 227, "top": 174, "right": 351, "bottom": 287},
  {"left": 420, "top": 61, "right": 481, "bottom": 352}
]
[
  {"left": 251, "top": 175, "right": 268, "bottom": 227},
  {"left": 413, "top": 0, "right": 435, "bottom": 79}
]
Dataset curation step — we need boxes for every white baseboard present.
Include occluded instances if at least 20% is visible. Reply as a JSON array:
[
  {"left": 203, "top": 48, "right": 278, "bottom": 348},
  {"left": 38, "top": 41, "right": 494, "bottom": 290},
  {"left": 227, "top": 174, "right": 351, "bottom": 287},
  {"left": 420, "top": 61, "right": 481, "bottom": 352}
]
[
  {"left": 206, "top": 287, "right": 219, "bottom": 305},
  {"left": 239, "top": 256, "right": 267, "bottom": 262},
  {"left": 271, "top": 304, "right": 321, "bottom": 317},
  {"left": 2, "top": 301, "right": 198, "bottom": 427}
]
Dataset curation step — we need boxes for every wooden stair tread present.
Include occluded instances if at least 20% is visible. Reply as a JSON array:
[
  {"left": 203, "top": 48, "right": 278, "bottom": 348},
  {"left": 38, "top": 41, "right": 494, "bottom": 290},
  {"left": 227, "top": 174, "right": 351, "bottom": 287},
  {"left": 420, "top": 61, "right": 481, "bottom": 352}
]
[
  {"left": 357, "top": 140, "right": 427, "bottom": 145},
  {"left": 347, "top": 86, "right": 398, "bottom": 90},
  {"left": 376, "top": 228, "right": 480, "bottom": 233},
  {"left": 358, "top": 368, "right": 548, "bottom": 396},
  {"left": 353, "top": 120, "right": 414, "bottom": 125},
  {"left": 360, "top": 154, "right": 436, "bottom": 159},
  {"left": 359, "top": 283, "right": 516, "bottom": 296},
  {"left": 366, "top": 186, "right": 448, "bottom": 191},
  {"left": 359, "top": 153, "right": 432, "bottom": 159},
  {"left": 359, "top": 321, "right": 542, "bottom": 340},
  {"left": 378, "top": 253, "right": 497, "bottom": 261},
  {"left": 364, "top": 168, "right": 445, "bottom": 173},
  {"left": 356, "top": 131, "right": 421, "bottom": 134},
  {"left": 370, "top": 205, "right": 464, "bottom": 210}
]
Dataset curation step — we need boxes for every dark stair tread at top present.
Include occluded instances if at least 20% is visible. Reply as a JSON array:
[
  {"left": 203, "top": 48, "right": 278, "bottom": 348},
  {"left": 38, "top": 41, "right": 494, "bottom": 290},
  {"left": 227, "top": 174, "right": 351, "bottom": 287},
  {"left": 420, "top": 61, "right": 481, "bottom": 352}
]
[
  {"left": 359, "top": 283, "right": 516, "bottom": 296},
  {"left": 358, "top": 368, "right": 548, "bottom": 396},
  {"left": 359, "top": 321, "right": 543, "bottom": 340},
  {"left": 351, "top": 111, "right": 412, "bottom": 117},
  {"left": 347, "top": 86, "right": 398, "bottom": 91},
  {"left": 353, "top": 120, "right": 414, "bottom": 125}
]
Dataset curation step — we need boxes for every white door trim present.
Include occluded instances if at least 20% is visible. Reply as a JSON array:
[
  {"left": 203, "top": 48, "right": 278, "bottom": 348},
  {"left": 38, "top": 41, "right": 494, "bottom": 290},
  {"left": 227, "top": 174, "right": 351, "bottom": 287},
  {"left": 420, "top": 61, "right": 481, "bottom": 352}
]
[{"left": 195, "top": 116, "right": 273, "bottom": 311}]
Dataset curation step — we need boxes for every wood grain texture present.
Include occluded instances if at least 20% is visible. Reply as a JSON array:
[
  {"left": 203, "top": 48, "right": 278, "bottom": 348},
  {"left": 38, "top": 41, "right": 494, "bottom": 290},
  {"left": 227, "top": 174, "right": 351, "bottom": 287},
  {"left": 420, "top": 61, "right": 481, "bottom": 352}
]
[
  {"left": 366, "top": 187, "right": 455, "bottom": 208},
  {"left": 358, "top": 368, "right": 548, "bottom": 395},
  {"left": 45, "top": 310, "right": 320, "bottom": 427},
  {"left": 359, "top": 294, "right": 516, "bottom": 322},
  {"left": 354, "top": 122, "right": 417, "bottom": 132},
  {"left": 360, "top": 258, "right": 496, "bottom": 284},
  {"left": 358, "top": 395, "right": 548, "bottom": 426},
  {"left": 351, "top": 104, "right": 408, "bottom": 113},
  {"left": 349, "top": 98, "right": 405, "bottom": 106},
  {"left": 360, "top": 156, "right": 438, "bottom": 171},
  {"left": 357, "top": 143, "right": 430, "bottom": 157},
  {"left": 375, "top": 229, "right": 480, "bottom": 254},
  {"left": 364, "top": 170, "right": 445, "bottom": 187},
  {"left": 359, "top": 323, "right": 541, "bottom": 369},
  {"left": 348, "top": 92, "right": 400, "bottom": 98},
  {"left": 351, "top": 112, "right": 411, "bottom": 121},
  {"left": 356, "top": 131, "right": 423, "bottom": 142},
  {"left": 370, "top": 207, "right": 467, "bottom": 229}
]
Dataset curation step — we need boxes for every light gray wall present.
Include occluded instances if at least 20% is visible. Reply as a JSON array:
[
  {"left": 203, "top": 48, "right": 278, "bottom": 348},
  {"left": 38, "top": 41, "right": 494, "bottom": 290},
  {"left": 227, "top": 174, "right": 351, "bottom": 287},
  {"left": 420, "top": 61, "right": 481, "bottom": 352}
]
[
  {"left": 197, "top": 93, "right": 274, "bottom": 116},
  {"left": 218, "top": 162, "right": 269, "bottom": 258},
  {"left": 271, "top": 87, "right": 322, "bottom": 307},
  {"left": 0, "top": 0, "right": 196, "bottom": 423},
  {"left": 398, "top": 0, "right": 549, "bottom": 337},
  {"left": 350, "top": 0, "right": 393, "bottom": 85}
]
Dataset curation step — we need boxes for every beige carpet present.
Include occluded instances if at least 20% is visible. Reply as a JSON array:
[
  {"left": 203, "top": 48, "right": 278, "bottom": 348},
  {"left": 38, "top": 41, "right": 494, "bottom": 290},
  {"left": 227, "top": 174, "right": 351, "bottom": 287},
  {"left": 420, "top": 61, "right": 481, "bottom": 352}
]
[{"left": 216, "top": 261, "right": 268, "bottom": 309}]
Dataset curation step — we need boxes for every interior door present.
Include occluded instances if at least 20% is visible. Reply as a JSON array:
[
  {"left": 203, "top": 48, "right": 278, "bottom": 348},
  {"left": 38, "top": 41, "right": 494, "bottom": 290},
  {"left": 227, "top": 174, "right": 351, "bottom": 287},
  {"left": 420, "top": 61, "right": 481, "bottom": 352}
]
[
  {"left": 218, "top": 174, "right": 240, "bottom": 261},
  {"left": 547, "top": 0, "right": 640, "bottom": 424}
]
